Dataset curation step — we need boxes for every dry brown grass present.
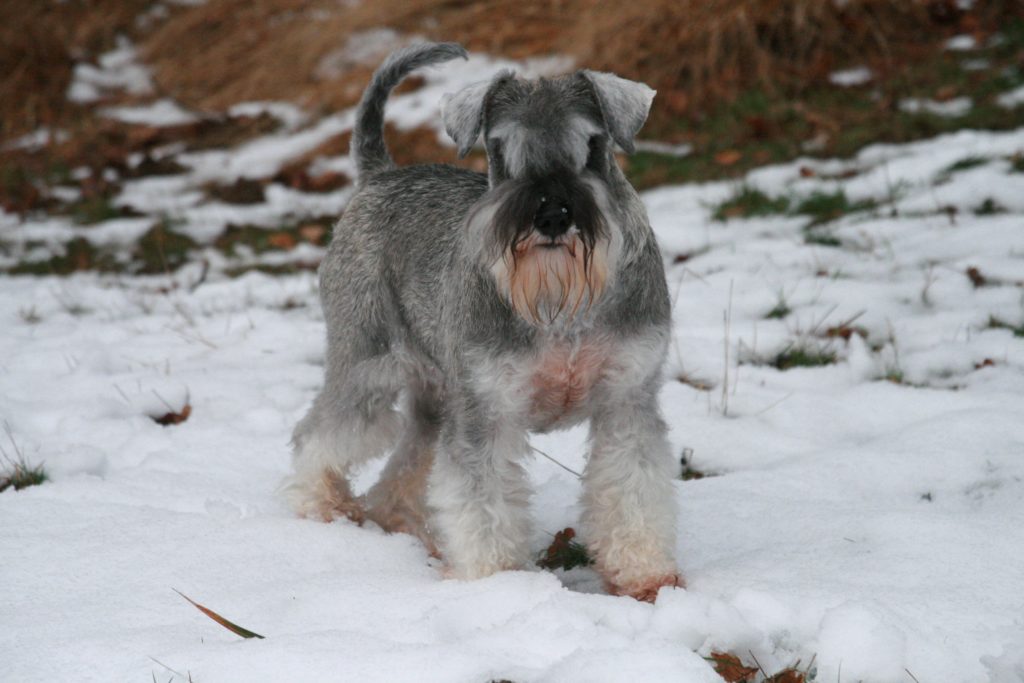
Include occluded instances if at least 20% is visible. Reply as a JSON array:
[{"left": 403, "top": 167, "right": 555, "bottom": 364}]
[
  {"left": 575, "top": 0, "right": 929, "bottom": 112},
  {"left": 140, "top": 0, "right": 576, "bottom": 116},
  {"left": 140, "top": 0, "right": 1020, "bottom": 131},
  {"left": 573, "top": 0, "right": 1022, "bottom": 119},
  {"left": 0, "top": 0, "right": 151, "bottom": 139},
  {"left": 4, "top": 0, "right": 1019, "bottom": 140},
  {"left": 3, "top": 0, "right": 1021, "bottom": 190}
]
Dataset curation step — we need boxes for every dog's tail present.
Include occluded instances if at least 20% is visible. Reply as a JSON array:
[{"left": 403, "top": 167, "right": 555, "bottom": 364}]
[{"left": 351, "top": 42, "right": 468, "bottom": 181}]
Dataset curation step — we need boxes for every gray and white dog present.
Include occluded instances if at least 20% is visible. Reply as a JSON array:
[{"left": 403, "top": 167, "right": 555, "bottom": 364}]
[{"left": 288, "top": 42, "right": 681, "bottom": 601}]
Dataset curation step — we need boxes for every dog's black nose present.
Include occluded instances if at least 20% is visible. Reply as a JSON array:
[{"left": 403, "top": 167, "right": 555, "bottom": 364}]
[{"left": 534, "top": 196, "right": 573, "bottom": 237}]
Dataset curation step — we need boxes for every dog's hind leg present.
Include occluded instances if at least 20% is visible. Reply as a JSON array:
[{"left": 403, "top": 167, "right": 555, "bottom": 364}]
[
  {"left": 287, "top": 351, "right": 405, "bottom": 522},
  {"left": 287, "top": 259, "right": 408, "bottom": 522},
  {"left": 363, "top": 380, "right": 442, "bottom": 556}
]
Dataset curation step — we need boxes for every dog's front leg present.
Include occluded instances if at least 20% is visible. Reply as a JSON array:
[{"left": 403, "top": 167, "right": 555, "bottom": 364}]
[
  {"left": 582, "top": 388, "right": 682, "bottom": 601},
  {"left": 427, "top": 391, "right": 532, "bottom": 579}
]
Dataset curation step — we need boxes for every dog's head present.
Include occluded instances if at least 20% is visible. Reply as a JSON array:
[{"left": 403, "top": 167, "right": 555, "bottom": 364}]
[{"left": 442, "top": 70, "right": 655, "bottom": 325}]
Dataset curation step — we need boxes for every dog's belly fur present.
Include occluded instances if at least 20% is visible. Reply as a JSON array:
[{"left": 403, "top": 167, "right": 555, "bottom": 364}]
[{"left": 527, "top": 340, "right": 607, "bottom": 431}]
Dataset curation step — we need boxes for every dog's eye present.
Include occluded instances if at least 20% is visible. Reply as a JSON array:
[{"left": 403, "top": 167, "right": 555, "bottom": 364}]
[
  {"left": 585, "top": 134, "right": 607, "bottom": 172},
  {"left": 486, "top": 138, "right": 509, "bottom": 180}
]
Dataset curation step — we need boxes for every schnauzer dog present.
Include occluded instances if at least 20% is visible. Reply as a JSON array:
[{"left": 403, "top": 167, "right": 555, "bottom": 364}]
[{"left": 288, "top": 42, "right": 681, "bottom": 601}]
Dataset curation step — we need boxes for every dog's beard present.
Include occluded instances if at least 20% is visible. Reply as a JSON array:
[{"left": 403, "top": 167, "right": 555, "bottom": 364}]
[
  {"left": 468, "top": 169, "right": 617, "bottom": 325},
  {"left": 492, "top": 232, "right": 609, "bottom": 325}
]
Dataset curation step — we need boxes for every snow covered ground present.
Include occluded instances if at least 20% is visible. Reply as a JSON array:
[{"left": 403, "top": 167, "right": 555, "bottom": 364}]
[{"left": 3, "top": 48, "right": 1024, "bottom": 682}]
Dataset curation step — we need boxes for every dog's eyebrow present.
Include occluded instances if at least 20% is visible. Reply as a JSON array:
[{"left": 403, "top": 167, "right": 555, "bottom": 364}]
[
  {"left": 566, "top": 116, "right": 603, "bottom": 169},
  {"left": 488, "top": 121, "right": 529, "bottom": 177},
  {"left": 489, "top": 116, "right": 602, "bottom": 176}
]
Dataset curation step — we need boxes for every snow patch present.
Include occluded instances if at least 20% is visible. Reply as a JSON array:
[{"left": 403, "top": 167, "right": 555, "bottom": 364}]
[
  {"left": 899, "top": 96, "right": 973, "bottom": 117},
  {"left": 815, "top": 602, "right": 907, "bottom": 682},
  {"left": 634, "top": 140, "right": 693, "bottom": 157},
  {"left": 829, "top": 66, "right": 872, "bottom": 87},
  {"left": 229, "top": 101, "right": 309, "bottom": 131},
  {"left": 1, "top": 127, "right": 69, "bottom": 152},
  {"left": 66, "top": 36, "right": 154, "bottom": 103},
  {"left": 100, "top": 98, "right": 199, "bottom": 127},
  {"left": 315, "top": 28, "right": 412, "bottom": 80},
  {"left": 945, "top": 34, "right": 978, "bottom": 51},
  {"left": 997, "top": 84, "right": 1024, "bottom": 109}
]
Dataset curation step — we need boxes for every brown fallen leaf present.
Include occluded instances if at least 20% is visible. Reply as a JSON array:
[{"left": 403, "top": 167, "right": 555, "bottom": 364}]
[
  {"left": 714, "top": 149, "right": 743, "bottom": 166},
  {"left": 174, "top": 589, "right": 265, "bottom": 639},
  {"left": 823, "top": 324, "right": 867, "bottom": 341},
  {"left": 966, "top": 266, "right": 987, "bottom": 288},
  {"left": 765, "top": 668, "right": 808, "bottom": 682},
  {"left": 267, "top": 231, "right": 297, "bottom": 250},
  {"left": 153, "top": 404, "right": 191, "bottom": 426},
  {"left": 934, "top": 84, "right": 958, "bottom": 102},
  {"left": 298, "top": 223, "right": 327, "bottom": 245},
  {"left": 708, "top": 651, "right": 758, "bottom": 682}
]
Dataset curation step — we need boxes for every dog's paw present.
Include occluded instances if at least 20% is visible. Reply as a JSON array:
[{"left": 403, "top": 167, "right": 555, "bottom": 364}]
[
  {"left": 364, "top": 499, "right": 439, "bottom": 557},
  {"left": 285, "top": 469, "right": 366, "bottom": 524},
  {"left": 605, "top": 572, "right": 684, "bottom": 603}
]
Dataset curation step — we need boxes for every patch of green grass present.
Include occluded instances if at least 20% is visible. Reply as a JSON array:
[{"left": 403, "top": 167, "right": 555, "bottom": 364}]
[
  {"left": 7, "top": 238, "right": 109, "bottom": 276},
  {"left": 1001, "top": 18, "right": 1024, "bottom": 50},
  {"left": 680, "top": 449, "right": 712, "bottom": 481},
  {"left": 712, "top": 186, "right": 875, "bottom": 228},
  {"left": 974, "top": 197, "right": 1007, "bottom": 215},
  {"left": 794, "top": 190, "right": 876, "bottom": 227},
  {"left": 988, "top": 315, "right": 1024, "bottom": 337},
  {"left": 884, "top": 370, "right": 906, "bottom": 384},
  {"left": 943, "top": 155, "right": 989, "bottom": 174},
  {"left": 537, "top": 528, "right": 593, "bottom": 571},
  {"left": 4, "top": 228, "right": 199, "bottom": 277},
  {"left": 215, "top": 224, "right": 285, "bottom": 256},
  {"left": 712, "top": 186, "right": 790, "bottom": 221},
  {"left": 133, "top": 223, "right": 199, "bottom": 274},
  {"left": 1011, "top": 155, "right": 1024, "bottom": 173},
  {"left": 804, "top": 231, "right": 842, "bottom": 247},
  {"left": 765, "top": 299, "right": 792, "bottom": 319},
  {"left": 0, "top": 458, "right": 47, "bottom": 492},
  {"left": 771, "top": 344, "right": 837, "bottom": 371},
  {"left": 70, "top": 195, "right": 131, "bottom": 225}
]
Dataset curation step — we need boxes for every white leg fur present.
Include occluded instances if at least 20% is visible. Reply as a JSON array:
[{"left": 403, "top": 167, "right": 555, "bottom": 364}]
[
  {"left": 427, "top": 420, "right": 533, "bottom": 579},
  {"left": 581, "top": 394, "right": 680, "bottom": 600}
]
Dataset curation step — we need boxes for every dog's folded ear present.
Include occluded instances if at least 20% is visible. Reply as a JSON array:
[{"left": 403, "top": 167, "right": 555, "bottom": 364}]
[
  {"left": 442, "top": 71, "right": 513, "bottom": 158},
  {"left": 581, "top": 71, "right": 656, "bottom": 155},
  {"left": 442, "top": 80, "right": 490, "bottom": 158}
]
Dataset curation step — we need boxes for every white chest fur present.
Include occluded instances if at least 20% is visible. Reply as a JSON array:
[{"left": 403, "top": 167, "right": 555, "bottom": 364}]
[{"left": 470, "top": 332, "right": 640, "bottom": 433}]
